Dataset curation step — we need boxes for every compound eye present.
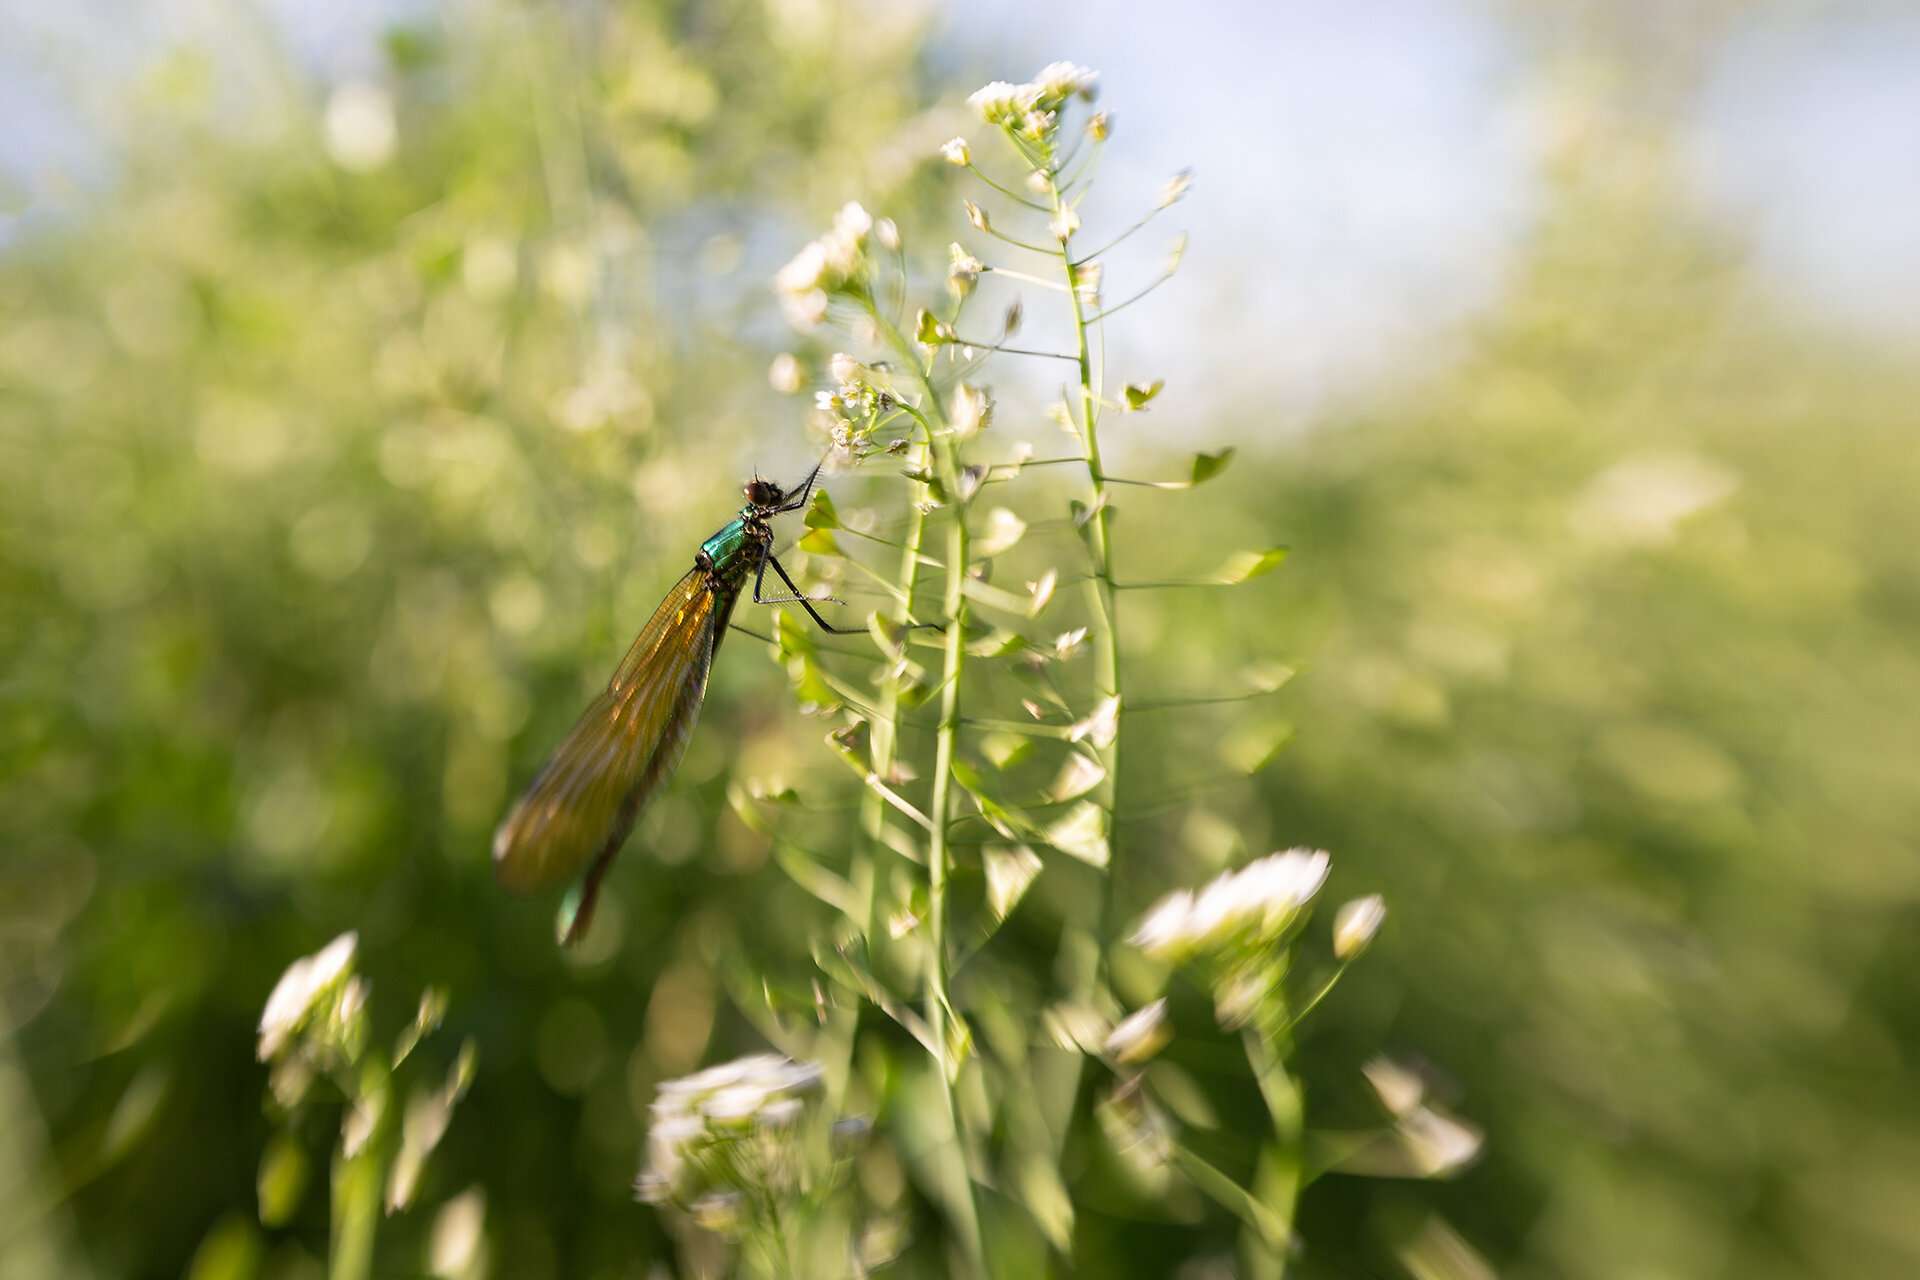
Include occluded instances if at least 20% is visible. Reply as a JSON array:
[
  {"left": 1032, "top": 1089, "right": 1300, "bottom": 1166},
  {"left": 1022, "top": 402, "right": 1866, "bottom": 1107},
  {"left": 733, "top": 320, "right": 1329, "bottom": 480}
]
[{"left": 744, "top": 479, "right": 783, "bottom": 508}]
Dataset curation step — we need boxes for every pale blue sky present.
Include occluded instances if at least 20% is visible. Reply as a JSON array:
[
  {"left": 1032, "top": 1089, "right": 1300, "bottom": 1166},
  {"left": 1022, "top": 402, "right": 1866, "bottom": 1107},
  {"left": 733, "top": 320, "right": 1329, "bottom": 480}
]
[{"left": 4, "top": 0, "right": 1915, "bottom": 437}]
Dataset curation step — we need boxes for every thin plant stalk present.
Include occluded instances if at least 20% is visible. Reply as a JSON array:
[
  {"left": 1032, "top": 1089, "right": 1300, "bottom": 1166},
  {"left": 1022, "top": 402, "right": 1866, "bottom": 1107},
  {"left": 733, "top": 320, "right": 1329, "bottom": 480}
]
[
  {"left": 874, "top": 306, "right": 990, "bottom": 1278},
  {"left": 1055, "top": 185, "right": 1125, "bottom": 1003}
]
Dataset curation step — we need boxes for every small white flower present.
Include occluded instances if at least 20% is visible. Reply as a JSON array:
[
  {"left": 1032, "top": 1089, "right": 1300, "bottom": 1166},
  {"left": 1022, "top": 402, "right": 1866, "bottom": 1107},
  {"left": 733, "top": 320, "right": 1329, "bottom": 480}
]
[
  {"left": 947, "top": 243, "right": 984, "bottom": 297},
  {"left": 1333, "top": 893, "right": 1386, "bottom": 959},
  {"left": 1026, "top": 169, "right": 1054, "bottom": 196},
  {"left": 828, "top": 351, "right": 864, "bottom": 389},
  {"left": 967, "top": 80, "right": 1039, "bottom": 124},
  {"left": 874, "top": 217, "right": 900, "bottom": 251},
  {"left": 950, "top": 381, "right": 993, "bottom": 436},
  {"left": 1086, "top": 109, "right": 1111, "bottom": 141},
  {"left": 1032, "top": 61, "right": 1098, "bottom": 104},
  {"left": 1159, "top": 169, "right": 1193, "bottom": 208},
  {"left": 1103, "top": 998, "right": 1171, "bottom": 1064},
  {"left": 1073, "top": 259, "right": 1102, "bottom": 307},
  {"left": 940, "top": 136, "right": 971, "bottom": 166},
  {"left": 963, "top": 199, "right": 990, "bottom": 233},
  {"left": 833, "top": 200, "right": 872, "bottom": 243},
  {"left": 258, "top": 931, "right": 358, "bottom": 1061},
  {"left": 774, "top": 240, "right": 827, "bottom": 295},
  {"left": 1049, "top": 208, "right": 1080, "bottom": 243}
]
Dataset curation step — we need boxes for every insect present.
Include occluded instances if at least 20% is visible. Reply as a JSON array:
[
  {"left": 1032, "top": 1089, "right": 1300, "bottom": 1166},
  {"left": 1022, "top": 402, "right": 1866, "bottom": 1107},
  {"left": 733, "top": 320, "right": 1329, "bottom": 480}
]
[{"left": 492, "top": 466, "right": 852, "bottom": 945}]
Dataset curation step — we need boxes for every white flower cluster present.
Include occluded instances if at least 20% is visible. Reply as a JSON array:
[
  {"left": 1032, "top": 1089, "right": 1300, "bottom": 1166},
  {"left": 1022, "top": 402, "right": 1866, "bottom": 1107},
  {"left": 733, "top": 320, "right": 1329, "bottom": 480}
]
[
  {"left": 966, "top": 62, "right": 1099, "bottom": 140},
  {"left": 636, "top": 1053, "right": 826, "bottom": 1207},
  {"left": 1129, "top": 848, "right": 1331, "bottom": 964},
  {"left": 774, "top": 201, "right": 875, "bottom": 328}
]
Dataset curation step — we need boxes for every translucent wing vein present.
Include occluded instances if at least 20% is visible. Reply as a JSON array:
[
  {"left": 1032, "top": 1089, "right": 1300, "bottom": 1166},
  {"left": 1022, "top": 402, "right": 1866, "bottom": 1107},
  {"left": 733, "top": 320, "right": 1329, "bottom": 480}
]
[{"left": 492, "top": 570, "right": 737, "bottom": 932}]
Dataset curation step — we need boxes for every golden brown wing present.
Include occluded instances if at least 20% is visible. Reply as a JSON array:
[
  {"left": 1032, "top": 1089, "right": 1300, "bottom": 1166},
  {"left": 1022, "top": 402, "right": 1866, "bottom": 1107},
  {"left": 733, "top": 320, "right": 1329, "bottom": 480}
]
[{"left": 491, "top": 568, "right": 731, "bottom": 925}]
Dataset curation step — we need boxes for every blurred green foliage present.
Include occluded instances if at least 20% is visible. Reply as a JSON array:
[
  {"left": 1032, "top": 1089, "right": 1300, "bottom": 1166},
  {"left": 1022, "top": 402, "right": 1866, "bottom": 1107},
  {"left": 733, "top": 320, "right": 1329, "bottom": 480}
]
[{"left": 3, "top": 4, "right": 1918, "bottom": 1280}]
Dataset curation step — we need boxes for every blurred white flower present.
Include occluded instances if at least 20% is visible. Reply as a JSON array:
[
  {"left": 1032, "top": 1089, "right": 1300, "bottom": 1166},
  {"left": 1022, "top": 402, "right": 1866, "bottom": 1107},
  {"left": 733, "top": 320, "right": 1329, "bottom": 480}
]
[
  {"left": 639, "top": 1053, "right": 826, "bottom": 1208},
  {"left": 940, "top": 136, "right": 971, "bottom": 166},
  {"left": 1130, "top": 889, "right": 1195, "bottom": 960},
  {"left": 258, "top": 931, "right": 358, "bottom": 1061},
  {"left": 1104, "top": 998, "right": 1171, "bottom": 1064},
  {"left": 1073, "top": 259, "right": 1102, "bottom": 308},
  {"left": 774, "top": 241, "right": 830, "bottom": 328},
  {"left": 1032, "top": 61, "right": 1099, "bottom": 104},
  {"left": 950, "top": 381, "right": 993, "bottom": 436},
  {"left": 948, "top": 243, "right": 984, "bottom": 297},
  {"left": 1363, "top": 1056, "right": 1426, "bottom": 1118},
  {"left": 1128, "top": 848, "right": 1330, "bottom": 963},
  {"left": 968, "top": 80, "right": 1039, "bottom": 125},
  {"left": 829, "top": 351, "right": 864, "bottom": 388},
  {"left": 324, "top": 82, "right": 396, "bottom": 171},
  {"left": 1334, "top": 894, "right": 1387, "bottom": 959},
  {"left": 1049, "top": 208, "right": 1080, "bottom": 243},
  {"left": 1398, "top": 1105, "right": 1484, "bottom": 1176},
  {"left": 767, "top": 352, "right": 804, "bottom": 394},
  {"left": 1159, "top": 169, "right": 1194, "bottom": 208},
  {"left": 773, "top": 203, "right": 875, "bottom": 329}
]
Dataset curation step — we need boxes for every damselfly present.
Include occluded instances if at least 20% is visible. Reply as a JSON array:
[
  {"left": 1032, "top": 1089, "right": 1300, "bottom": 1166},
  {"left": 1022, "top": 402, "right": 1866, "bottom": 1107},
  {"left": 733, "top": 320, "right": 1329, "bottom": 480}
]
[{"left": 493, "top": 467, "right": 851, "bottom": 945}]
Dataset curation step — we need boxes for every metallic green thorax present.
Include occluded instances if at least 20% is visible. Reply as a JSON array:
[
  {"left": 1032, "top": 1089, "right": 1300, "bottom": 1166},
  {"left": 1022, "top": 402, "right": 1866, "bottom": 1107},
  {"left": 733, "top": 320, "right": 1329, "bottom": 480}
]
[{"left": 698, "top": 507, "right": 770, "bottom": 582}]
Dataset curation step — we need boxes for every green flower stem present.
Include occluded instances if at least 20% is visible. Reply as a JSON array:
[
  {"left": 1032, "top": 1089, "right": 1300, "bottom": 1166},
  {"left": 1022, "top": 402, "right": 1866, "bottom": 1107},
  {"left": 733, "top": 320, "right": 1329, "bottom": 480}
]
[
  {"left": 1243, "top": 1026, "right": 1305, "bottom": 1258},
  {"left": 328, "top": 1142, "right": 380, "bottom": 1280},
  {"left": 1170, "top": 1144, "right": 1287, "bottom": 1249},
  {"left": 873, "top": 306, "right": 990, "bottom": 1278},
  {"left": 1055, "top": 189, "right": 1124, "bottom": 1000}
]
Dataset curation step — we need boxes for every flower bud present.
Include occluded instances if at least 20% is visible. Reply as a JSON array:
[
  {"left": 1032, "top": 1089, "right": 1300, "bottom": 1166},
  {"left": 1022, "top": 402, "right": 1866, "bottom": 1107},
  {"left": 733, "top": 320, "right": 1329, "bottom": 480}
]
[
  {"left": 940, "top": 136, "right": 971, "bottom": 166},
  {"left": 1103, "top": 998, "right": 1171, "bottom": 1064},
  {"left": 1333, "top": 894, "right": 1386, "bottom": 959}
]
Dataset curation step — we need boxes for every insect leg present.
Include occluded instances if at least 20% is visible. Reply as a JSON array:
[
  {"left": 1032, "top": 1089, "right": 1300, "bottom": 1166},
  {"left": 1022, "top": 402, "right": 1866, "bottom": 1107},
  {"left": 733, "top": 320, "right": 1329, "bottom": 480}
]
[{"left": 754, "top": 547, "right": 863, "bottom": 634}]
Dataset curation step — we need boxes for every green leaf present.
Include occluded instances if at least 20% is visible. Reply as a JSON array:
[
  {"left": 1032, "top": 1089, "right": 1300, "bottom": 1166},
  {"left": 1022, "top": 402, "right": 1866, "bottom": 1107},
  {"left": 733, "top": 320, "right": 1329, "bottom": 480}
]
[
  {"left": 1045, "top": 801, "right": 1110, "bottom": 868},
  {"left": 1066, "top": 696, "right": 1121, "bottom": 748},
  {"left": 772, "top": 840, "right": 855, "bottom": 913},
  {"left": 256, "top": 1134, "right": 309, "bottom": 1228},
  {"left": 1027, "top": 568, "right": 1058, "bottom": 616},
  {"left": 797, "top": 526, "right": 842, "bottom": 556},
  {"left": 1188, "top": 447, "right": 1235, "bottom": 486},
  {"left": 1241, "top": 660, "right": 1295, "bottom": 693},
  {"left": 1045, "top": 751, "right": 1107, "bottom": 803},
  {"left": 1219, "top": 719, "right": 1295, "bottom": 775},
  {"left": 915, "top": 308, "right": 953, "bottom": 345},
  {"left": 804, "top": 487, "right": 841, "bottom": 529},
  {"left": 984, "top": 845, "right": 1043, "bottom": 920},
  {"left": 1211, "top": 547, "right": 1290, "bottom": 584},
  {"left": 1123, "top": 379, "right": 1165, "bottom": 410},
  {"left": 868, "top": 611, "right": 907, "bottom": 659},
  {"left": 966, "top": 628, "right": 1029, "bottom": 658},
  {"left": 980, "top": 730, "right": 1035, "bottom": 770},
  {"left": 976, "top": 506, "right": 1027, "bottom": 558}
]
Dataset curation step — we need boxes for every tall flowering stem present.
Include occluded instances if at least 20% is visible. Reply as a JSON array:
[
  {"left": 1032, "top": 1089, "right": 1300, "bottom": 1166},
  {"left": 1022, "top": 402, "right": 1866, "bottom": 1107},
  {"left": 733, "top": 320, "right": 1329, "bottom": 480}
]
[{"left": 964, "top": 62, "right": 1141, "bottom": 1004}]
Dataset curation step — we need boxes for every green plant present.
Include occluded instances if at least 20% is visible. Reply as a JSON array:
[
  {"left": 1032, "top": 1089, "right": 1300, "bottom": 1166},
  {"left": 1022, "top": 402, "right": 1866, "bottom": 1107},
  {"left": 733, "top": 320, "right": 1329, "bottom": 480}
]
[{"left": 626, "top": 62, "right": 1475, "bottom": 1278}]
